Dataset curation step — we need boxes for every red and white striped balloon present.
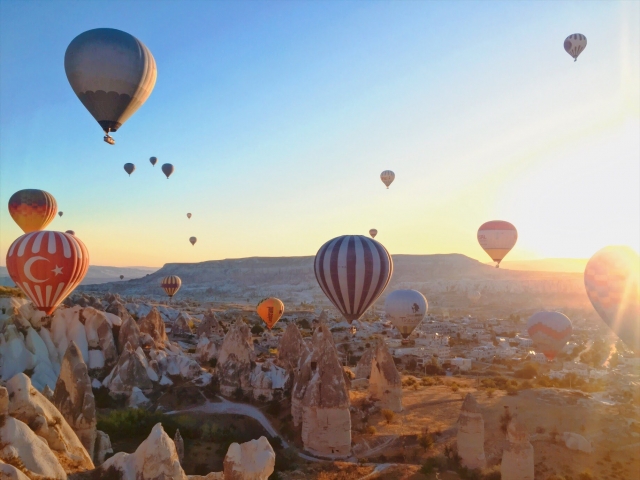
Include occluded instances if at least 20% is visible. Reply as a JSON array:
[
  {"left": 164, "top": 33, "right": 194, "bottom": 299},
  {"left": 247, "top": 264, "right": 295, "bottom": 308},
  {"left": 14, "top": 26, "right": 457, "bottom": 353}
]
[
  {"left": 314, "top": 235, "right": 393, "bottom": 323},
  {"left": 6, "top": 231, "right": 89, "bottom": 315}
]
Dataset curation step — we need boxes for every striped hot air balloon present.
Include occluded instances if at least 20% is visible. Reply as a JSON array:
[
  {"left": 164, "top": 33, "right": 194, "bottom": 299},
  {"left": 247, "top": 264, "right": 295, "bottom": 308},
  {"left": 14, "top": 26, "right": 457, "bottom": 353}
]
[
  {"left": 6, "top": 231, "right": 89, "bottom": 315},
  {"left": 161, "top": 275, "right": 182, "bottom": 299},
  {"left": 257, "top": 297, "right": 284, "bottom": 330},
  {"left": 380, "top": 170, "right": 395, "bottom": 189},
  {"left": 564, "top": 33, "right": 587, "bottom": 61},
  {"left": 584, "top": 246, "right": 640, "bottom": 353},
  {"left": 526, "top": 311, "right": 573, "bottom": 360},
  {"left": 314, "top": 235, "right": 393, "bottom": 323},
  {"left": 8, "top": 189, "right": 58, "bottom": 233},
  {"left": 477, "top": 220, "right": 517, "bottom": 267}
]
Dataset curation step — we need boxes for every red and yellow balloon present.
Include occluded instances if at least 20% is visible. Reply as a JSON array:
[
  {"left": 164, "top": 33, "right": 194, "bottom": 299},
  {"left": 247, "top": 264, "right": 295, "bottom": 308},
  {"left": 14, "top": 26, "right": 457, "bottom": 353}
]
[
  {"left": 256, "top": 297, "right": 284, "bottom": 330},
  {"left": 8, "top": 189, "right": 58, "bottom": 233}
]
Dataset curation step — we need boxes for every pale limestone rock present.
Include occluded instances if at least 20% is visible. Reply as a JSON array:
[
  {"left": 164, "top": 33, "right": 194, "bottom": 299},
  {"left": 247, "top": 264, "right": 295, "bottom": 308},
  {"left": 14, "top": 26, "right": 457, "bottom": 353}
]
[
  {"left": 501, "top": 415, "right": 534, "bottom": 480},
  {"left": 277, "top": 322, "right": 309, "bottom": 375},
  {"left": 53, "top": 342, "right": 97, "bottom": 460},
  {"left": 188, "top": 474, "right": 223, "bottom": 480},
  {"left": 43, "top": 384, "right": 55, "bottom": 401},
  {"left": 173, "top": 312, "right": 194, "bottom": 336},
  {"left": 196, "top": 309, "right": 225, "bottom": 338},
  {"left": 106, "top": 299, "right": 132, "bottom": 323},
  {"left": 196, "top": 335, "right": 218, "bottom": 363},
  {"left": 127, "top": 387, "right": 151, "bottom": 408},
  {"left": 562, "top": 432, "right": 593, "bottom": 453},
  {"left": 101, "top": 423, "right": 187, "bottom": 480},
  {"left": 51, "top": 306, "right": 89, "bottom": 364},
  {"left": 139, "top": 307, "right": 168, "bottom": 347},
  {"left": 81, "top": 307, "right": 118, "bottom": 369},
  {"left": 0, "top": 459, "right": 32, "bottom": 480},
  {"left": 118, "top": 316, "right": 141, "bottom": 354},
  {"left": 223, "top": 436, "right": 275, "bottom": 480},
  {"left": 300, "top": 323, "right": 351, "bottom": 457},
  {"left": 354, "top": 345, "right": 375, "bottom": 379},
  {"left": 94, "top": 430, "right": 113, "bottom": 466},
  {"left": 250, "top": 359, "right": 289, "bottom": 401},
  {"left": 0, "top": 325, "right": 35, "bottom": 381},
  {"left": 103, "top": 343, "right": 155, "bottom": 395},
  {"left": 369, "top": 341, "right": 402, "bottom": 412},
  {"left": 175, "top": 429, "right": 184, "bottom": 464},
  {"left": 457, "top": 393, "right": 486, "bottom": 469},
  {"left": 5, "top": 374, "right": 94, "bottom": 472},
  {"left": 218, "top": 318, "right": 255, "bottom": 396}
]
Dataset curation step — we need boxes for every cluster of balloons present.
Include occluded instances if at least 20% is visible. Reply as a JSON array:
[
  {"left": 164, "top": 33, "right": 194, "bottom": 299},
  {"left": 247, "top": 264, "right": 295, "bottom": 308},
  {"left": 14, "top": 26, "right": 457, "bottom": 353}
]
[
  {"left": 123, "top": 158, "right": 174, "bottom": 179},
  {"left": 6, "top": 189, "right": 89, "bottom": 315}
]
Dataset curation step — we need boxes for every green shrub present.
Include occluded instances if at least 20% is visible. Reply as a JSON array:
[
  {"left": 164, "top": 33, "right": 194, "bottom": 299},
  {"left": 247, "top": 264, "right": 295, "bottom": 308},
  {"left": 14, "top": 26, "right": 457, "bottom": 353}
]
[{"left": 251, "top": 325, "right": 265, "bottom": 335}]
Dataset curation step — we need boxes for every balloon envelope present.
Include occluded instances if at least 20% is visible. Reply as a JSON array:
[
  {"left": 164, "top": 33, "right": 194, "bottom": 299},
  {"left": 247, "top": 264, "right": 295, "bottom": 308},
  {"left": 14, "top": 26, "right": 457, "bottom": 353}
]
[
  {"left": 161, "top": 275, "right": 181, "bottom": 297},
  {"left": 257, "top": 297, "right": 284, "bottom": 330},
  {"left": 380, "top": 170, "right": 395, "bottom": 188},
  {"left": 120, "top": 275, "right": 124, "bottom": 280},
  {"left": 526, "top": 311, "right": 572, "bottom": 360},
  {"left": 6, "top": 231, "right": 89, "bottom": 315},
  {"left": 65, "top": 230, "right": 75, "bottom": 235},
  {"left": 58, "top": 212, "right": 63, "bottom": 217},
  {"left": 369, "top": 229, "right": 378, "bottom": 238},
  {"left": 189, "top": 237, "right": 197, "bottom": 246},
  {"left": 584, "top": 246, "right": 640, "bottom": 352},
  {"left": 150, "top": 157, "right": 158, "bottom": 166},
  {"left": 385, "top": 289, "right": 428, "bottom": 338},
  {"left": 477, "top": 220, "right": 517, "bottom": 266},
  {"left": 162, "top": 164, "right": 174, "bottom": 179},
  {"left": 187, "top": 213, "right": 192, "bottom": 219},
  {"left": 314, "top": 235, "right": 393, "bottom": 323},
  {"left": 8, "top": 189, "right": 58, "bottom": 233},
  {"left": 64, "top": 28, "right": 157, "bottom": 135},
  {"left": 124, "top": 163, "right": 135, "bottom": 176},
  {"left": 564, "top": 33, "right": 587, "bottom": 61}
]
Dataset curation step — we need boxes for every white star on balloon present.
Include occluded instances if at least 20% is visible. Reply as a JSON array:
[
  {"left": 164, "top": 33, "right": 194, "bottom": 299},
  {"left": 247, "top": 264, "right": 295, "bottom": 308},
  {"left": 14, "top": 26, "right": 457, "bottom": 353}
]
[{"left": 52, "top": 265, "right": 63, "bottom": 276}]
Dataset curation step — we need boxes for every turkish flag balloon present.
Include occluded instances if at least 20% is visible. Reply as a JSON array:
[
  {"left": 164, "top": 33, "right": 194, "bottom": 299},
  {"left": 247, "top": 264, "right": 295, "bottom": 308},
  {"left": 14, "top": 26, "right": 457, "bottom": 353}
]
[{"left": 6, "top": 231, "right": 89, "bottom": 315}]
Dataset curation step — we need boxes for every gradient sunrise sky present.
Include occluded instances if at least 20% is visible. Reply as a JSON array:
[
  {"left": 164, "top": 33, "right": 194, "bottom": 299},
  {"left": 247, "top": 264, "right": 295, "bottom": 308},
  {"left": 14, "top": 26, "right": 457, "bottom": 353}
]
[{"left": 1, "top": 0, "right": 638, "bottom": 267}]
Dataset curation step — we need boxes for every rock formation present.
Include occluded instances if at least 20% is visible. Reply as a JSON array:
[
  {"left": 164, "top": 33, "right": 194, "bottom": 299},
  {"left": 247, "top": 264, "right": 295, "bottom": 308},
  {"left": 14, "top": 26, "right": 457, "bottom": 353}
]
[
  {"left": 457, "top": 393, "right": 486, "bottom": 469},
  {"left": 175, "top": 429, "right": 184, "bottom": 464},
  {"left": 101, "top": 423, "right": 187, "bottom": 480},
  {"left": 173, "top": 312, "right": 194, "bottom": 336},
  {"left": 354, "top": 345, "right": 375, "bottom": 379},
  {"left": 0, "top": 460, "right": 31, "bottom": 480},
  {"left": 94, "top": 430, "right": 113, "bottom": 466},
  {"left": 52, "top": 342, "right": 97, "bottom": 461},
  {"left": 561, "top": 431, "right": 593, "bottom": 453},
  {"left": 139, "top": 307, "right": 168, "bottom": 348},
  {"left": 300, "top": 323, "right": 351, "bottom": 457},
  {"left": 223, "top": 436, "right": 275, "bottom": 480},
  {"left": 197, "top": 309, "right": 225, "bottom": 338},
  {"left": 196, "top": 335, "right": 218, "bottom": 363},
  {"left": 43, "top": 384, "right": 55, "bottom": 400},
  {"left": 103, "top": 343, "right": 157, "bottom": 395},
  {"left": 217, "top": 318, "right": 255, "bottom": 397},
  {"left": 51, "top": 306, "right": 90, "bottom": 364},
  {"left": 369, "top": 341, "right": 402, "bottom": 412},
  {"left": 106, "top": 298, "right": 132, "bottom": 322},
  {"left": 277, "top": 322, "right": 309, "bottom": 375},
  {"left": 501, "top": 415, "right": 534, "bottom": 480},
  {"left": 81, "top": 307, "right": 118, "bottom": 370},
  {"left": 5, "top": 373, "right": 94, "bottom": 472},
  {"left": 118, "top": 316, "right": 142, "bottom": 354},
  {"left": 250, "top": 359, "right": 289, "bottom": 401}
]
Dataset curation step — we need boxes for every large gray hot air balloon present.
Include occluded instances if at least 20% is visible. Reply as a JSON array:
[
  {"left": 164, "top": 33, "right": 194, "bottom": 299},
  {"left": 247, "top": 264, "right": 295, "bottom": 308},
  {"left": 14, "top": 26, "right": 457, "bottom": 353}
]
[{"left": 64, "top": 28, "right": 157, "bottom": 145}]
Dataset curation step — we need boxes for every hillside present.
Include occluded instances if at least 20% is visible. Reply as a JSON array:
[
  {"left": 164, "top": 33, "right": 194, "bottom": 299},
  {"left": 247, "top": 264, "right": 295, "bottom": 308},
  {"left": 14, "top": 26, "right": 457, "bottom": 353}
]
[{"left": 0, "top": 265, "right": 158, "bottom": 286}]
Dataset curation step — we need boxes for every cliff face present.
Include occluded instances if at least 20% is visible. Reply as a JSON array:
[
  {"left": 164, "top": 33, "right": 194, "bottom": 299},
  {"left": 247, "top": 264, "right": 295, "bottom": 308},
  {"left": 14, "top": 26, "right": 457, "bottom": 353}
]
[{"left": 457, "top": 393, "right": 485, "bottom": 469}]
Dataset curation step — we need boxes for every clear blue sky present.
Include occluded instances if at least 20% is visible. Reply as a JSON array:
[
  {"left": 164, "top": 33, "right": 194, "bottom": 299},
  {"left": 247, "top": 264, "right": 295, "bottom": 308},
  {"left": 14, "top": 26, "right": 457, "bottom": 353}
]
[{"left": 1, "top": 0, "right": 638, "bottom": 267}]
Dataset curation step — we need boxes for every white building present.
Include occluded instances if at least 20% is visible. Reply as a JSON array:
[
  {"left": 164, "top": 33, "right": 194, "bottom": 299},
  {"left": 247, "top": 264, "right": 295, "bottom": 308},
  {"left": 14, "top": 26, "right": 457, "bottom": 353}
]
[
  {"left": 528, "top": 351, "right": 547, "bottom": 364},
  {"left": 451, "top": 357, "right": 473, "bottom": 371}
]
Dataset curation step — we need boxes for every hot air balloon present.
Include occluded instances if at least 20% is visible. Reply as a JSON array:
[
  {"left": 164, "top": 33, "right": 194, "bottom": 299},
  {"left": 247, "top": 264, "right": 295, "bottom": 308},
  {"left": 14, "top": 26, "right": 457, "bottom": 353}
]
[
  {"left": 124, "top": 163, "right": 135, "bottom": 176},
  {"left": 380, "top": 170, "right": 395, "bottom": 189},
  {"left": 187, "top": 213, "right": 192, "bottom": 219},
  {"left": 65, "top": 230, "right": 75, "bottom": 235},
  {"left": 8, "top": 189, "right": 58, "bottom": 233},
  {"left": 6, "top": 231, "right": 89, "bottom": 315},
  {"left": 467, "top": 291, "right": 481, "bottom": 302},
  {"left": 161, "top": 275, "right": 181, "bottom": 301},
  {"left": 64, "top": 28, "right": 157, "bottom": 144},
  {"left": 162, "top": 164, "right": 174, "bottom": 179},
  {"left": 120, "top": 275, "right": 124, "bottom": 280},
  {"left": 477, "top": 221, "right": 517, "bottom": 268},
  {"left": 189, "top": 237, "right": 197, "bottom": 246},
  {"left": 150, "top": 157, "right": 158, "bottom": 166},
  {"left": 257, "top": 297, "right": 284, "bottom": 330},
  {"left": 369, "top": 229, "right": 378, "bottom": 238},
  {"left": 526, "top": 311, "right": 572, "bottom": 360},
  {"left": 58, "top": 211, "right": 64, "bottom": 217},
  {"left": 564, "top": 34, "right": 587, "bottom": 62},
  {"left": 385, "top": 289, "right": 428, "bottom": 339},
  {"left": 584, "top": 246, "right": 640, "bottom": 353},
  {"left": 314, "top": 235, "right": 393, "bottom": 323}
]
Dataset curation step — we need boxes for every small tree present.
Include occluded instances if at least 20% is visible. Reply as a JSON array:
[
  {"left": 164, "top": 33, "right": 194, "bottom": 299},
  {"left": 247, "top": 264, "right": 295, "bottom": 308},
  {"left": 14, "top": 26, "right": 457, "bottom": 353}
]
[
  {"left": 251, "top": 324, "right": 264, "bottom": 335},
  {"left": 381, "top": 409, "right": 395, "bottom": 424}
]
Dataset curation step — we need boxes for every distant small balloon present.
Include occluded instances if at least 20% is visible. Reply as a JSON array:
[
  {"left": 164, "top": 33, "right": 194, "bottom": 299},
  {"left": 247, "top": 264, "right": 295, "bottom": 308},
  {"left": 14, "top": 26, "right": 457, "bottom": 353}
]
[
  {"left": 124, "top": 163, "right": 135, "bottom": 176},
  {"left": 380, "top": 170, "right": 395, "bottom": 189},
  {"left": 150, "top": 156, "right": 158, "bottom": 166},
  {"left": 385, "top": 289, "right": 428, "bottom": 338},
  {"left": 369, "top": 229, "right": 378, "bottom": 238},
  {"left": 65, "top": 230, "right": 75, "bottom": 235},
  {"left": 564, "top": 33, "right": 587, "bottom": 62},
  {"left": 477, "top": 220, "right": 517, "bottom": 268},
  {"left": 58, "top": 211, "right": 63, "bottom": 217},
  {"left": 189, "top": 236, "right": 197, "bottom": 246},
  {"left": 120, "top": 275, "right": 124, "bottom": 280},
  {"left": 162, "top": 163, "right": 174, "bottom": 179},
  {"left": 161, "top": 275, "right": 181, "bottom": 298},
  {"left": 187, "top": 213, "right": 192, "bottom": 219}
]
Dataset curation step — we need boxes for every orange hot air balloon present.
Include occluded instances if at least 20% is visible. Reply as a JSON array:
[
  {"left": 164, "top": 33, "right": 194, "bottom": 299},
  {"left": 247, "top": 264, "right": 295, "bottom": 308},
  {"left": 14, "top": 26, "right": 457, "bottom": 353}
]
[
  {"left": 477, "top": 220, "right": 517, "bottom": 267},
  {"left": 161, "top": 275, "right": 182, "bottom": 298},
  {"left": 8, "top": 189, "right": 58, "bottom": 233},
  {"left": 256, "top": 297, "right": 284, "bottom": 330},
  {"left": 6, "top": 231, "right": 89, "bottom": 315}
]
